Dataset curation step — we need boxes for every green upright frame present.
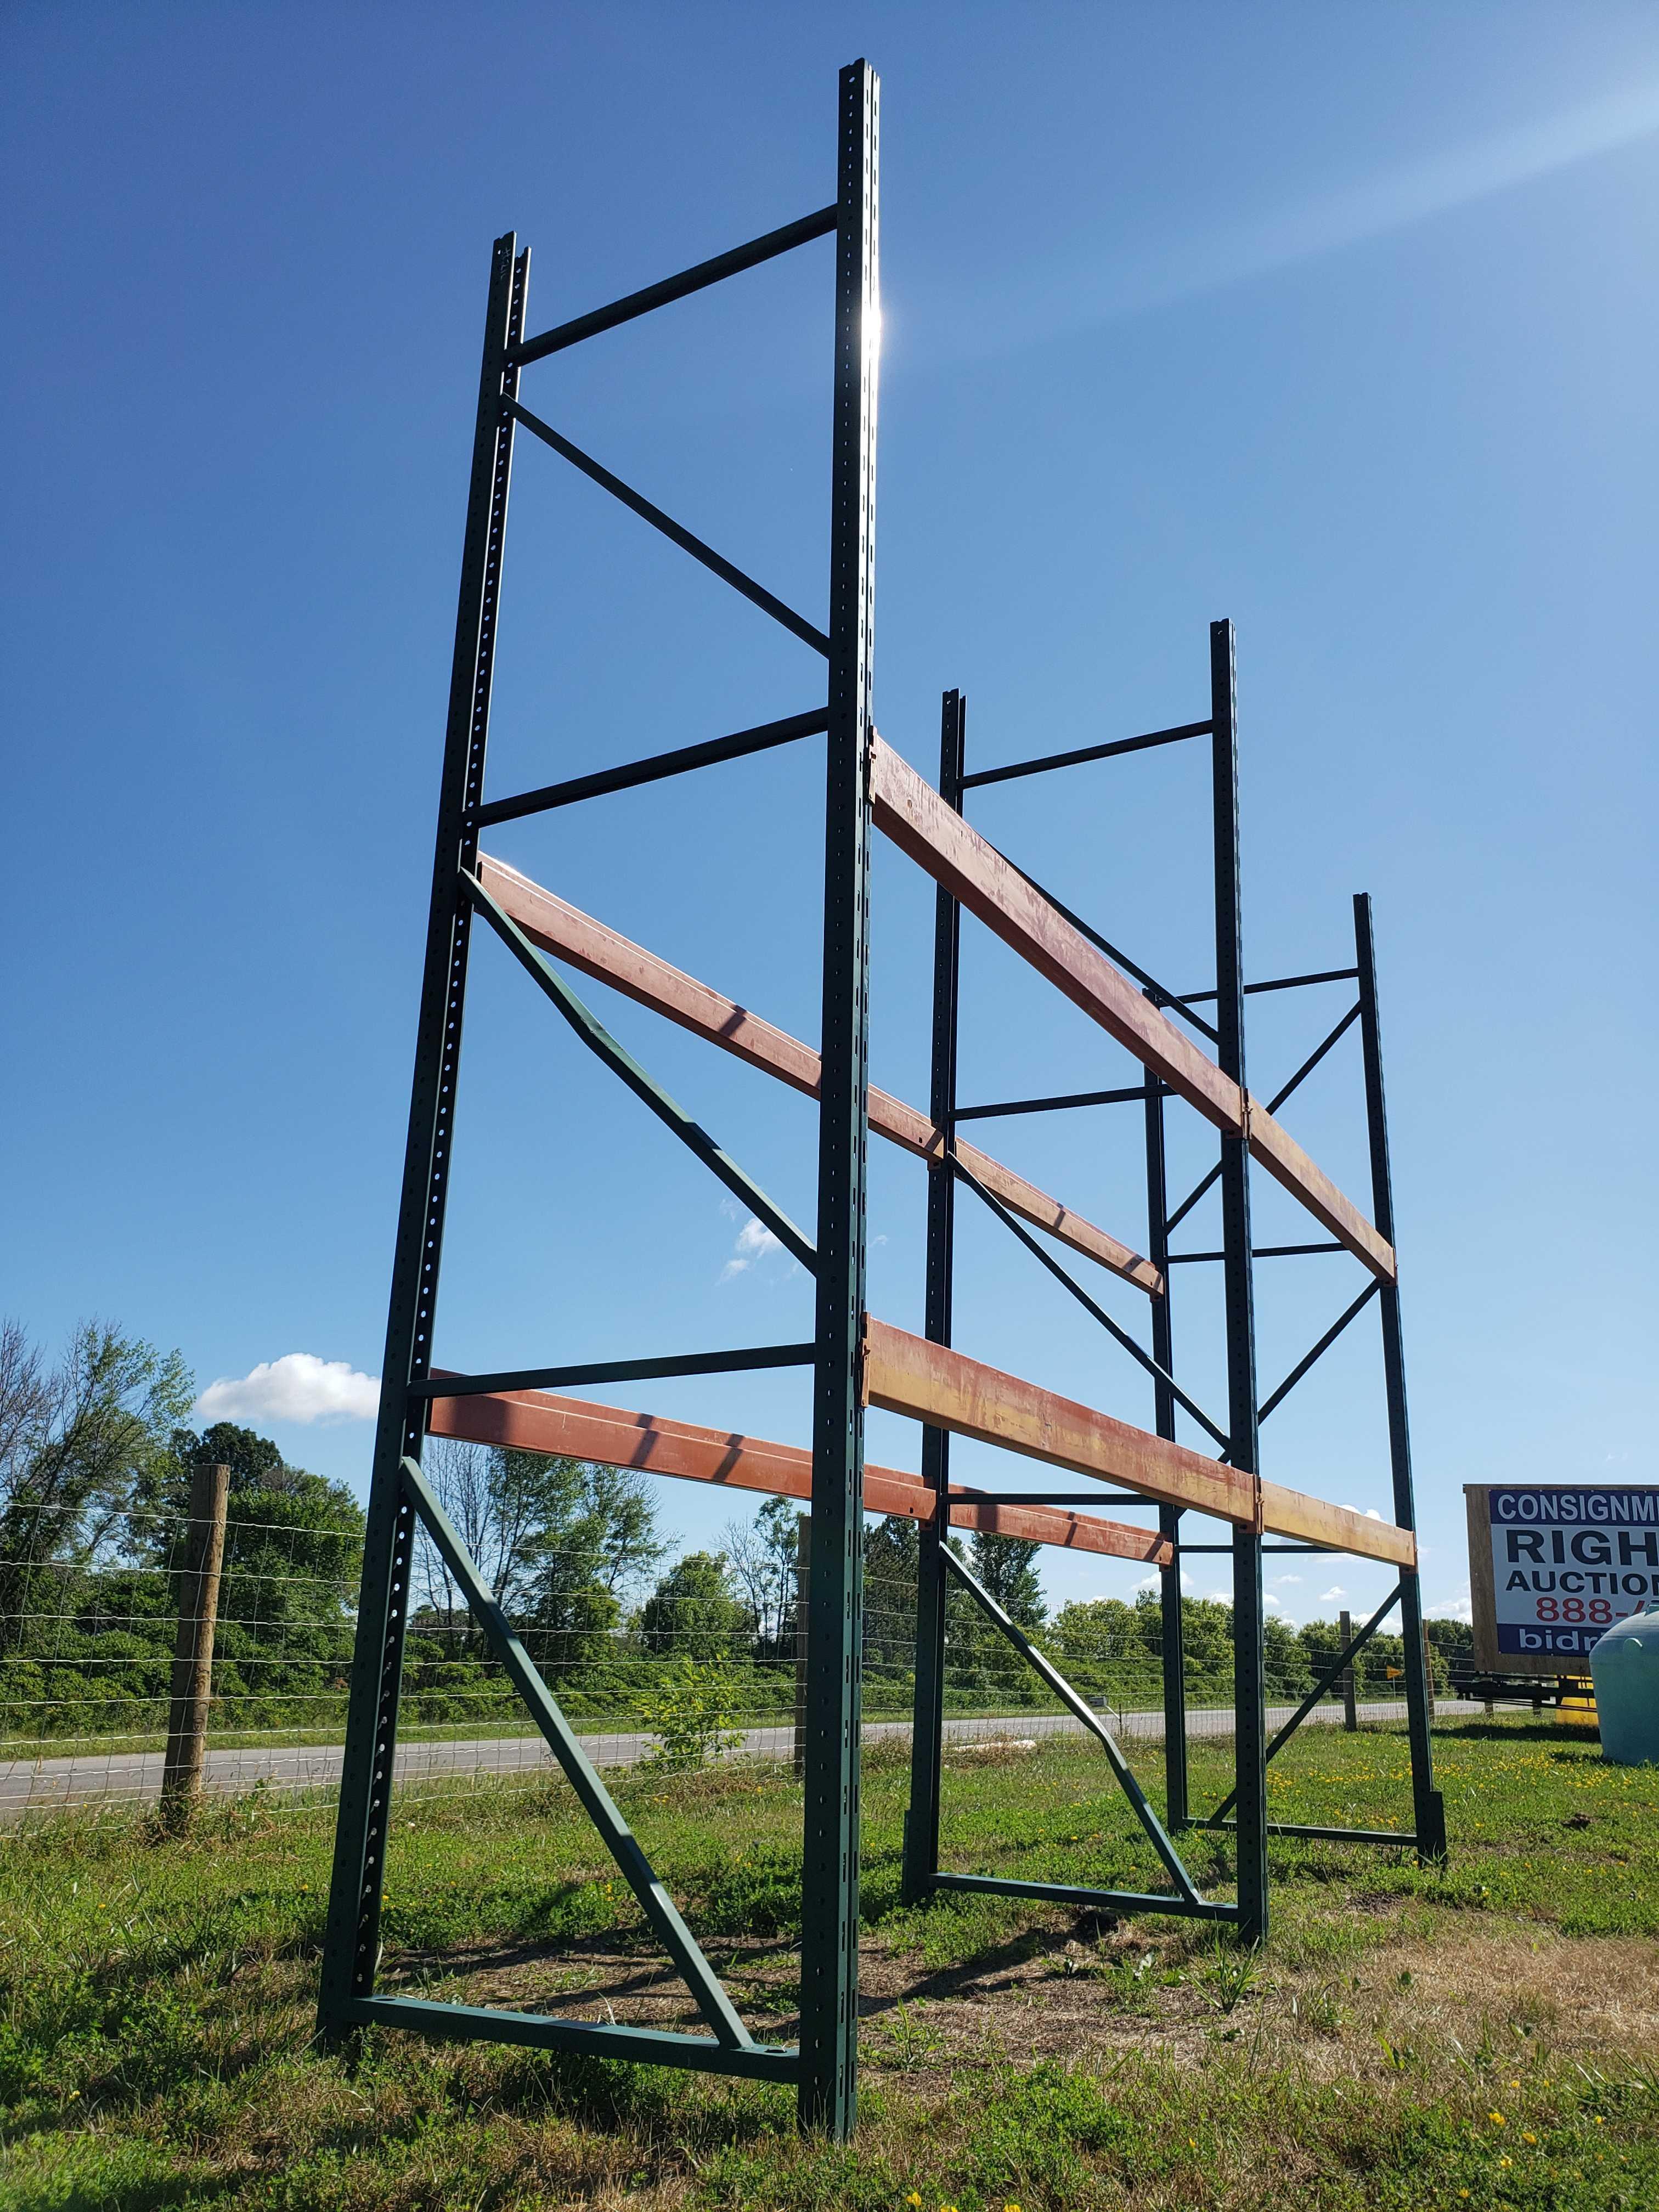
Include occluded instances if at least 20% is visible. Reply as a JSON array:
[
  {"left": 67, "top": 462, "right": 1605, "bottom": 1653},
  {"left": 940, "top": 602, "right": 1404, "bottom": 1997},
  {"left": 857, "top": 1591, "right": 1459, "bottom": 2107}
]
[{"left": 318, "top": 60, "right": 882, "bottom": 2141}]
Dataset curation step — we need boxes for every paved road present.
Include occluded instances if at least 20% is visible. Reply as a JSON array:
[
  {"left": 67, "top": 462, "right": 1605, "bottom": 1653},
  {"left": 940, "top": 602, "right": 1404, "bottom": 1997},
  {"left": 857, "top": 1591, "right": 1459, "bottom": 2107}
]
[{"left": 0, "top": 1699, "right": 1403, "bottom": 1820}]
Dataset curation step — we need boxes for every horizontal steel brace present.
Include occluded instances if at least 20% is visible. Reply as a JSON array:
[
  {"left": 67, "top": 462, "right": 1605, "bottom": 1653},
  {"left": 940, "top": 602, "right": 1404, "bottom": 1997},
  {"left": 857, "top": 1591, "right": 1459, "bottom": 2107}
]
[
  {"left": 964, "top": 1491, "right": 1167, "bottom": 1508},
  {"left": 473, "top": 709, "right": 828, "bottom": 829},
  {"left": 410, "top": 1342, "right": 816, "bottom": 1400},
  {"left": 1167, "top": 1243, "right": 1347, "bottom": 1264},
  {"left": 960, "top": 719, "right": 1210, "bottom": 791},
  {"left": 509, "top": 204, "right": 837, "bottom": 365},
  {"left": 1197, "top": 1822, "right": 1418, "bottom": 1849},
  {"left": 930, "top": 1872, "right": 1236, "bottom": 1922},
  {"left": 1170, "top": 967, "right": 1361, "bottom": 1006},
  {"left": 1177, "top": 1542, "right": 1335, "bottom": 1554},
  {"left": 953, "top": 1083, "right": 1153, "bottom": 1121},
  {"left": 348, "top": 1995, "right": 798, "bottom": 2079}
]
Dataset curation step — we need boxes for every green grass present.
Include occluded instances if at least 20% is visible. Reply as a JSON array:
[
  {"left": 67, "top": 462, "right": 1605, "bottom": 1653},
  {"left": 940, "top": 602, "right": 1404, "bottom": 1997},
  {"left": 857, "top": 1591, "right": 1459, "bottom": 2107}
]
[{"left": 0, "top": 1713, "right": 1654, "bottom": 2209}]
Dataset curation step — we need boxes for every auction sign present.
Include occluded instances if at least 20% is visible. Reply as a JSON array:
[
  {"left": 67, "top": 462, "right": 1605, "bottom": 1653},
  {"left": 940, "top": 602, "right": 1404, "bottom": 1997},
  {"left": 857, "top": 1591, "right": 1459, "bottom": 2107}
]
[{"left": 1466, "top": 1483, "right": 1659, "bottom": 1674}]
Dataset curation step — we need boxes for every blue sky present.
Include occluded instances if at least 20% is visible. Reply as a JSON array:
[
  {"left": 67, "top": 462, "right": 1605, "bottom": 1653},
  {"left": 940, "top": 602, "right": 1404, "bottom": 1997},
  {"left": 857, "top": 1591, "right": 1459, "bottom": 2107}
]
[{"left": 5, "top": 2, "right": 1656, "bottom": 1630}]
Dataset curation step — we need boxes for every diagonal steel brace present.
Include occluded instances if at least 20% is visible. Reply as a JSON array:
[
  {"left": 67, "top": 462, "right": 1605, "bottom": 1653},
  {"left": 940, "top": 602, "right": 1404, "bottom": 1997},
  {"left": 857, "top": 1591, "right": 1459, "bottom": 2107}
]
[
  {"left": 398, "top": 1454, "right": 755, "bottom": 2050},
  {"left": 941, "top": 1545, "right": 1204, "bottom": 1907},
  {"left": 1201, "top": 1581, "right": 1403, "bottom": 1827},
  {"left": 465, "top": 868, "right": 815, "bottom": 1270}
]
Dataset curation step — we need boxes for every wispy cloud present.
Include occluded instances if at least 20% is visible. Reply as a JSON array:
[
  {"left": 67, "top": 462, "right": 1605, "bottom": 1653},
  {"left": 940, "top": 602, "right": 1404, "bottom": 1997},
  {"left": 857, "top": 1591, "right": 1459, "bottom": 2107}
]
[
  {"left": 1318, "top": 1585, "right": 1349, "bottom": 1605},
  {"left": 1272, "top": 1573, "right": 1303, "bottom": 1588},
  {"left": 1426, "top": 1591, "right": 1474, "bottom": 1624},
  {"left": 720, "top": 1214, "right": 785, "bottom": 1282},
  {"left": 959, "top": 78, "right": 1659, "bottom": 359},
  {"left": 194, "top": 1353, "right": 379, "bottom": 1426}
]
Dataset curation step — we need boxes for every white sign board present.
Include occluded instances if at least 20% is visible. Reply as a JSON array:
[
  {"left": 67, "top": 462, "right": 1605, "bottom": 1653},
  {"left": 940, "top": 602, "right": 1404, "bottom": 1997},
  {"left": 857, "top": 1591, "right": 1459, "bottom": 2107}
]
[{"left": 1467, "top": 1483, "right": 1659, "bottom": 1675}]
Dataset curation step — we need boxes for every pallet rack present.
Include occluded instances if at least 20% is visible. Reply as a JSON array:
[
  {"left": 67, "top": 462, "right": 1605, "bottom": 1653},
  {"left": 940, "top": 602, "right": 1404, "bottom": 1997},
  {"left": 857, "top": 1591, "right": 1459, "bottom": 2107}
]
[{"left": 319, "top": 57, "right": 1443, "bottom": 2141}]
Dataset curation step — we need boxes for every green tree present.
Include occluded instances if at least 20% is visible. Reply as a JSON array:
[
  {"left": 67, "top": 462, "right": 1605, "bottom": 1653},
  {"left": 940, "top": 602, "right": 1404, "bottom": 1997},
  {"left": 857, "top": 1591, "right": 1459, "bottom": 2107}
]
[
  {"left": 156, "top": 1422, "right": 365, "bottom": 1729},
  {"left": 725, "top": 1495, "right": 802, "bottom": 1659},
  {"left": 968, "top": 1531, "right": 1046, "bottom": 1630},
  {"left": 1053, "top": 1595, "right": 1142, "bottom": 1662},
  {"left": 0, "top": 1319, "right": 193, "bottom": 1660},
  {"left": 637, "top": 1551, "right": 748, "bottom": 1662},
  {"left": 411, "top": 1441, "right": 663, "bottom": 1680},
  {"left": 862, "top": 1515, "right": 919, "bottom": 1678}
]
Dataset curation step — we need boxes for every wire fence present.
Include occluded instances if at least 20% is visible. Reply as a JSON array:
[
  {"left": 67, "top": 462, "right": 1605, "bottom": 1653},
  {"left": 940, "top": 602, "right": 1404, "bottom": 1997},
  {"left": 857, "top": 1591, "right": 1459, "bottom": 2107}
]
[{"left": 0, "top": 1498, "right": 1425, "bottom": 1826}]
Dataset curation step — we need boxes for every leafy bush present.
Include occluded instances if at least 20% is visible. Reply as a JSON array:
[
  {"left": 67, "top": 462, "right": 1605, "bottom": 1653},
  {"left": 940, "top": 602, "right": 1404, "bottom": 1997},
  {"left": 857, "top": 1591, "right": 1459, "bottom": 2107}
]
[{"left": 635, "top": 1658, "right": 746, "bottom": 1771}]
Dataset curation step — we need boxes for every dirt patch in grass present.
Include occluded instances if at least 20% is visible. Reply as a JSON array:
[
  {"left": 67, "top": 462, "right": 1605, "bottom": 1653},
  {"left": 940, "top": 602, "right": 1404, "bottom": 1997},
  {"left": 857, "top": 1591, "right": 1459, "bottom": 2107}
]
[{"left": 387, "top": 1901, "right": 1659, "bottom": 2097}]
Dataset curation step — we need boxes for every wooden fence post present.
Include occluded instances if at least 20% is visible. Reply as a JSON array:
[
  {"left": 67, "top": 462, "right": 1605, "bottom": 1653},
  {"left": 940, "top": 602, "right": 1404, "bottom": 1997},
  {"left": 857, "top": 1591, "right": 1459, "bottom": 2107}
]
[
  {"left": 161, "top": 1461, "right": 230, "bottom": 1825},
  {"left": 792, "top": 1513, "right": 810, "bottom": 1777},
  {"left": 1339, "top": 1607, "right": 1358, "bottom": 1731}
]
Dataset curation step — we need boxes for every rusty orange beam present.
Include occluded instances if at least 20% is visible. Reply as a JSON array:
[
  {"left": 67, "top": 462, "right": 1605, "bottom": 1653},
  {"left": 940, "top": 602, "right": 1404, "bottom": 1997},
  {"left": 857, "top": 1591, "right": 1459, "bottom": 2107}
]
[
  {"left": 477, "top": 853, "right": 1160, "bottom": 1294},
  {"left": 866, "top": 737, "right": 1396, "bottom": 1284},
  {"left": 424, "top": 1378, "right": 1171, "bottom": 1566},
  {"left": 862, "top": 1317, "right": 1417, "bottom": 1569}
]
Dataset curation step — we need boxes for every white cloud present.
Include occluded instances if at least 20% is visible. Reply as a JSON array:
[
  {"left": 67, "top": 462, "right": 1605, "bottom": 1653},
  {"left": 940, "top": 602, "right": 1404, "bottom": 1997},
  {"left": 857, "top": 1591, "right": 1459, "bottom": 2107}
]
[
  {"left": 194, "top": 1353, "right": 380, "bottom": 1426},
  {"left": 1272, "top": 1573, "right": 1303, "bottom": 1587},
  {"left": 1426, "top": 1591, "right": 1474, "bottom": 1624},
  {"left": 1318, "top": 1585, "right": 1348, "bottom": 1604},
  {"left": 1364, "top": 1508, "right": 1384, "bottom": 1520},
  {"left": 720, "top": 1215, "right": 784, "bottom": 1281},
  {"left": 1134, "top": 1570, "right": 1199, "bottom": 1595}
]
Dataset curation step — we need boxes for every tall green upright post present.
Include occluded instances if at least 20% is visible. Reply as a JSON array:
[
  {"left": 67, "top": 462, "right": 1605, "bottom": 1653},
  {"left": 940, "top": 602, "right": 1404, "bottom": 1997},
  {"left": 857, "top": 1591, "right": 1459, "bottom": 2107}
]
[
  {"left": 1354, "top": 893, "right": 1447, "bottom": 1863},
  {"left": 799, "top": 55, "right": 879, "bottom": 2141},
  {"left": 1210, "top": 618, "right": 1268, "bottom": 1946},
  {"left": 902, "top": 689, "right": 964, "bottom": 1903},
  {"left": 1142, "top": 1066, "right": 1188, "bottom": 1829},
  {"left": 319, "top": 234, "right": 527, "bottom": 2040}
]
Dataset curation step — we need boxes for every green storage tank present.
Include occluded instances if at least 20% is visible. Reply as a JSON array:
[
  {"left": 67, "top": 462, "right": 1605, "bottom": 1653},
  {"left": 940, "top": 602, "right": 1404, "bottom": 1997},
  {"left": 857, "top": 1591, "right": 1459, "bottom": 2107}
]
[{"left": 1590, "top": 1604, "right": 1659, "bottom": 1766}]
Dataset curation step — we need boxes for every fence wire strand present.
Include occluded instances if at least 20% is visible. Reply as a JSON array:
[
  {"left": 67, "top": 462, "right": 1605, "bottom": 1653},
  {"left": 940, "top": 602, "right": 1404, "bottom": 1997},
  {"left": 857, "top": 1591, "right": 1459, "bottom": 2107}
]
[{"left": 0, "top": 1499, "right": 1427, "bottom": 1825}]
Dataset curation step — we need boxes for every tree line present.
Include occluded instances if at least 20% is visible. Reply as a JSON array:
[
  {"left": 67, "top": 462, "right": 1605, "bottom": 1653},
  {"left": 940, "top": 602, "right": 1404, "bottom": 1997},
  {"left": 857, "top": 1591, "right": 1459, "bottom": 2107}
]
[{"left": 0, "top": 1318, "right": 1470, "bottom": 1744}]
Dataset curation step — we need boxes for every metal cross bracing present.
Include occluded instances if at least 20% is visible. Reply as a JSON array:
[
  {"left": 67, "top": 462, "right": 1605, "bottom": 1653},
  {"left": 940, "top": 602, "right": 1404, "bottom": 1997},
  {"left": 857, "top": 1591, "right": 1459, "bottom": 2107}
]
[
  {"left": 320, "top": 52, "right": 1443, "bottom": 2143},
  {"left": 896, "top": 636, "right": 1446, "bottom": 1946}
]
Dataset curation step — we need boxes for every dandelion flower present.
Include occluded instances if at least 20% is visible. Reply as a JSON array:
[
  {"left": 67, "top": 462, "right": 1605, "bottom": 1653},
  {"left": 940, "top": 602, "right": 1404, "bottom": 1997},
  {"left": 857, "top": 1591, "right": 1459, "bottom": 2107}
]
[
  {"left": 1488, "top": 2112, "right": 1505, "bottom": 2126},
  {"left": 1521, "top": 2133, "right": 1537, "bottom": 2146}
]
